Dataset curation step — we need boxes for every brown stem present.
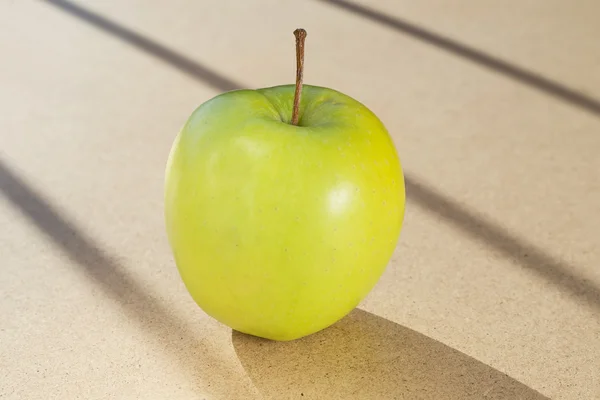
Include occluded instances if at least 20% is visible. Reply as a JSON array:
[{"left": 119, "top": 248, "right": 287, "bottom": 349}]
[{"left": 291, "top": 28, "right": 307, "bottom": 126}]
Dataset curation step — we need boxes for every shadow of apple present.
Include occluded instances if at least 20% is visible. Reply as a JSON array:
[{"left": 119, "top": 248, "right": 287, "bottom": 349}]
[{"left": 232, "top": 308, "right": 548, "bottom": 399}]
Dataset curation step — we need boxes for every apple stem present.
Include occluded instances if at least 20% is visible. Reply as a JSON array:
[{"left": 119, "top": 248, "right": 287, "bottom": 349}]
[{"left": 291, "top": 28, "right": 307, "bottom": 126}]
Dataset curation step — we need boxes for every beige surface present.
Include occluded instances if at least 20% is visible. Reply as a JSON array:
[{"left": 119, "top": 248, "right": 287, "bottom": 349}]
[{"left": 1, "top": 0, "right": 599, "bottom": 399}]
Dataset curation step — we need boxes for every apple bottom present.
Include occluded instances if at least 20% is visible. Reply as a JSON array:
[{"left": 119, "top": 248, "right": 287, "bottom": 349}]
[{"left": 173, "top": 241, "right": 398, "bottom": 341}]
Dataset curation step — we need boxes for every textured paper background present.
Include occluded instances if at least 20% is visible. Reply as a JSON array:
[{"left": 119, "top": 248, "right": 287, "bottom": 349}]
[{"left": 1, "top": 1, "right": 599, "bottom": 399}]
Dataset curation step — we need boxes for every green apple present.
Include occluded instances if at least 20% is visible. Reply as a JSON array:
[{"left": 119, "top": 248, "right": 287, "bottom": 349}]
[{"left": 164, "top": 83, "right": 405, "bottom": 341}]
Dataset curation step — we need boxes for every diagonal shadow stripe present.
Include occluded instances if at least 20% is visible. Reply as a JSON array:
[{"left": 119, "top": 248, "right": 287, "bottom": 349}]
[
  {"left": 42, "top": 0, "right": 243, "bottom": 92},
  {"left": 405, "top": 174, "right": 600, "bottom": 311},
  {"left": 0, "top": 159, "right": 247, "bottom": 397},
  {"left": 319, "top": 0, "right": 600, "bottom": 116}
]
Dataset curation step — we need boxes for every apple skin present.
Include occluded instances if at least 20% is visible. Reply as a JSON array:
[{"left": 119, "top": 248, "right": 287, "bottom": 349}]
[{"left": 165, "top": 84, "right": 405, "bottom": 341}]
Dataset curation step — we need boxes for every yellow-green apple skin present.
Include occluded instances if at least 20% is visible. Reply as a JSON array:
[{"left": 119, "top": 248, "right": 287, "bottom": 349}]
[{"left": 165, "top": 84, "right": 405, "bottom": 341}]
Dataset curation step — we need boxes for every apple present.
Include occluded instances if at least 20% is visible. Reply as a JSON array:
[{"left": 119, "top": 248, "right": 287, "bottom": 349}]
[{"left": 164, "top": 30, "right": 405, "bottom": 341}]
